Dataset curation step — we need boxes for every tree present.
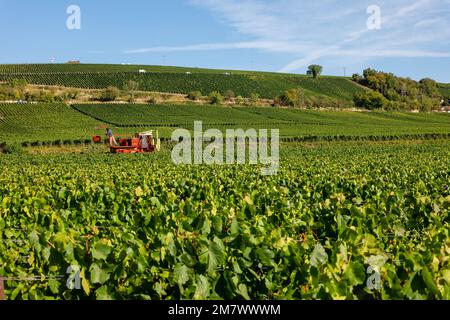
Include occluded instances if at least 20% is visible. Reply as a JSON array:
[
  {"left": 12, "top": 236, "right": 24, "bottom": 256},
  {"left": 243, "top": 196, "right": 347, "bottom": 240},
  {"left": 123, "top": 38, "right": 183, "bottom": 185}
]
[
  {"left": 208, "top": 91, "right": 223, "bottom": 105},
  {"left": 352, "top": 67, "right": 445, "bottom": 112},
  {"left": 419, "top": 78, "right": 441, "bottom": 99},
  {"left": 99, "top": 86, "right": 120, "bottom": 102},
  {"left": 353, "top": 91, "right": 387, "bottom": 110},
  {"left": 249, "top": 92, "right": 260, "bottom": 106},
  {"left": 307, "top": 65, "right": 323, "bottom": 78},
  {"left": 8, "top": 78, "right": 28, "bottom": 100},
  {"left": 352, "top": 73, "right": 363, "bottom": 83},
  {"left": 123, "top": 80, "right": 139, "bottom": 103},
  {"left": 276, "top": 88, "right": 304, "bottom": 107},
  {"left": 363, "top": 68, "right": 377, "bottom": 79},
  {"left": 0, "top": 84, "right": 9, "bottom": 100}
]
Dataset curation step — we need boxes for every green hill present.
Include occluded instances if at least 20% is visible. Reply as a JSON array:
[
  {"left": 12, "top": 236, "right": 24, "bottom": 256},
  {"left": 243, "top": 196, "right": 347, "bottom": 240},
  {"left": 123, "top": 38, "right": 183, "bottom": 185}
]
[
  {"left": 1, "top": 102, "right": 450, "bottom": 145},
  {"left": 0, "top": 64, "right": 366, "bottom": 102},
  {"left": 438, "top": 83, "right": 450, "bottom": 102},
  {"left": 74, "top": 103, "right": 450, "bottom": 138},
  {"left": 0, "top": 103, "right": 104, "bottom": 143}
]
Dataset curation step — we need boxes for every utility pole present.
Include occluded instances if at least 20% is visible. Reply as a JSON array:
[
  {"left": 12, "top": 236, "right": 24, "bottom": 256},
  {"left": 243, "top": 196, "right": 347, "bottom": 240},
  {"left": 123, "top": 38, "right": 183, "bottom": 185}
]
[{"left": 342, "top": 67, "right": 347, "bottom": 77}]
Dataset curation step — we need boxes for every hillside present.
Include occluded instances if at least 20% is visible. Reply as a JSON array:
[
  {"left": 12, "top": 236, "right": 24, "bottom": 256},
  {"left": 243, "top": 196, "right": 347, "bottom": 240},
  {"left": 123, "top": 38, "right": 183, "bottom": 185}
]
[
  {"left": 0, "top": 103, "right": 104, "bottom": 143},
  {"left": 0, "top": 64, "right": 366, "bottom": 103},
  {"left": 73, "top": 103, "right": 450, "bottom": 137},
  {"left": 73, "top": 103, "right": 450, "bottom": 128},
  {"left": 438, "top": 83, "right": 450, "bottom": 102},
  {"left": 2, "top": 102, "right": 450, "bottom": 146}
]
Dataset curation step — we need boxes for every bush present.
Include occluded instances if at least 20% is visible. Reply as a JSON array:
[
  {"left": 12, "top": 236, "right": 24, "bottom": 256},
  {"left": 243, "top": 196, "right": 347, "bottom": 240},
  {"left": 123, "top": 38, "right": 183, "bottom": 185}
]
[
  {"left": 147, "top": 94, "right": 158, "bottom": 105},
  {"left": 54, "top": 94, "right": 66, "bottom": 102},
  {"left": 249, "top": 92, "right": 260, "bottom": 106},
  {"left": 419, "top": 95, "right": 440, "bottom": 112},
  {"left": 235, "top": 96, "right": 245, "bottom": 105},
  {"left": 123, "top": 80, "right": 139, "bottom": 103},
  {"left": 99, "top": 86, "right": 120, "bottom": 102},
  {"left": 352, "top": 73, "right": 363, "bottom": 83},
  {"left": 68, "top": 89, "right": 80, "bottom": 99},
  {"left": 353, "top": 91, "right": 387, "bottom": 110},
  {"left": 276, "top": 88, "right": 304, "bottom": 107},
  {"left": 208, "top": 91, "right": 223, "bottom": 105},
  {"left": 224, "top": 90, "right": 236, "bottom": 101},
  {"left": 38, "top": 91, "right": 55, "bottom": 103},
  {"left": 187, "top": 91, "right": 202, "bottom": 101}
]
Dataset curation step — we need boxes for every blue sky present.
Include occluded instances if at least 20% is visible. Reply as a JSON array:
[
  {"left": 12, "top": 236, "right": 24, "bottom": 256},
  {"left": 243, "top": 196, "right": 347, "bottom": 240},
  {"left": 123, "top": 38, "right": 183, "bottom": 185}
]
[{"left": 1, "top": 0, "right": 450, "bottom": 82}]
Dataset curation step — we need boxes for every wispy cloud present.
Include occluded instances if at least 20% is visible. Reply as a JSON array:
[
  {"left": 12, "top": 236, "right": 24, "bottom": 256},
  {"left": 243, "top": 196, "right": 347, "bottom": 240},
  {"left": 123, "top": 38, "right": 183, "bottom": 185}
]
[
  {"left": 278, "top": 0, "right": 444, "bottom": 72},
  {"left": 125, "top": 41, "right": 315, "bottom": 54},
  {"left": 334, "top": 49, "right": 450, "bottom": 58},
  {"left": 125, "top": 0, "right": 450, "bottom": 73}
]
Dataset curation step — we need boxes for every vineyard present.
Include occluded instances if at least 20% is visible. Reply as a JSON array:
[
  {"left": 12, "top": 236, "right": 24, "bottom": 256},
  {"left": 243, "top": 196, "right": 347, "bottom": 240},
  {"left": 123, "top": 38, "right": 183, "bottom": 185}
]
[
  {"left": 0, "top": 100, "right": 450, "bottom": 301},
  {"left": 0, "top": 64, "right": 365, "bottom": 101},
  {"left": 2, "top": 103, "right": 450, "bottom": 146},
  {"left": 0, "top": 63, "right": 286, "bottom": 75},
  {"left": 438, "top": 83, "right": 450, "bottom": 102},
  {"left": 0, "top": 140, "right": 449, "bottom": 299},
  {"left": 73, "top": 103, "right": 450, "bottom": 137},
  {"left": 1, "top": 0, "right": 450, "bottom": 303},
  {"left": 0, "top": 103, "right": 104, "bottom": 144}
]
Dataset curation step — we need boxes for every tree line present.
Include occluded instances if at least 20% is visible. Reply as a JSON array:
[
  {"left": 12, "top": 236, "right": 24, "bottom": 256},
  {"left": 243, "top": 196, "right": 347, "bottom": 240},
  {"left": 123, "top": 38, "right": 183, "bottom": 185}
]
[{"left": 352, "top": 68, "right": 444, "bottom": 111}]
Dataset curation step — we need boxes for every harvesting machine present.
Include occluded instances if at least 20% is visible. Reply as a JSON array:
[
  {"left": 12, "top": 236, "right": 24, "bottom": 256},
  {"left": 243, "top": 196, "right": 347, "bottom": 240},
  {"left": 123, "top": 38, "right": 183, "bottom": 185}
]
[{"left": 93, "top": 130, "right": 161, "bottom": 154}]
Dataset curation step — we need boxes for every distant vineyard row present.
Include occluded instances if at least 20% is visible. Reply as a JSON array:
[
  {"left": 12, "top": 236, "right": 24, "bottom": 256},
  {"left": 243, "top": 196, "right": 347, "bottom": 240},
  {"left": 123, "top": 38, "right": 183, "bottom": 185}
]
[
  {"left": 0, "top": 63, "right": 284, "bottom": 75},
  {"left": 0, "top": 103, "right": 104, "bottom": 143},
  {"left": 0, "top": 65, "right": 365, "bottom": 101},
  {"left": 3, "top": 103, "right": 450, "bottom": 144},
  {"left": 72, "top": 103, "right": 450, "bottom": 127}
]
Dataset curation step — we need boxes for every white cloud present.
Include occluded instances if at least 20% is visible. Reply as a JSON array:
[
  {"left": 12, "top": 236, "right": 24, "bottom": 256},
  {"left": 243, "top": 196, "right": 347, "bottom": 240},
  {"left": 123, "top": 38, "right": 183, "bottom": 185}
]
[
  {"left": 125, "top": 41, "right": 315, "bottom": 54},
  {"left": 414, "top": 18, "right": 442, "bottom": 28},
  {"left": 334, "top": 49, "right": 450, "bottom": 58}
]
